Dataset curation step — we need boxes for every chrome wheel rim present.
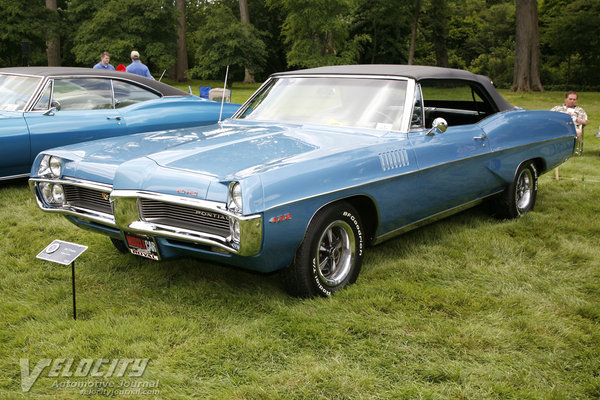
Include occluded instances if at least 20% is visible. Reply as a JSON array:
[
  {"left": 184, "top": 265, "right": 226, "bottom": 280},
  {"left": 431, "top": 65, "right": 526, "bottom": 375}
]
[
  {"left": 316, "top": 220, "right": 355, "bottom": 287},
  {"left": 515, "top": 168, "right": 533, "bottom": 212}
]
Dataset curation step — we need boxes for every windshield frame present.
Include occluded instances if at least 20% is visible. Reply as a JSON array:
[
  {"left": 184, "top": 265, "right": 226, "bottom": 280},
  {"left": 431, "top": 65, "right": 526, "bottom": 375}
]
[
  {"left": 233, "top": 74, "right": 417, "bottom": 133},
  {"left": 0, "top": 73, "right": 44, "bottom": 112}
]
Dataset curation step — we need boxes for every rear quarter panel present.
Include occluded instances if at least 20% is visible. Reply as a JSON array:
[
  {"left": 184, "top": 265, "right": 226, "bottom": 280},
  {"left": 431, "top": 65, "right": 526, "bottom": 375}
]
[
  {"left": 481, "top": 109, "right": 576, "bottom": 180},
  {"left": 121, "top": 97, "right": 240, "bottom": 133}
]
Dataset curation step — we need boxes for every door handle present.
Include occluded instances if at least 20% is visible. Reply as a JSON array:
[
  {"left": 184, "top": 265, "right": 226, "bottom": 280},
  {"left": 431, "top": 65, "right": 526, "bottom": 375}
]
[
  {"left": 473, "top": 133, "right": 487, "bottom": 140},
  {"left": 106, "top": 116, "right": 121, "bottom": 120}
]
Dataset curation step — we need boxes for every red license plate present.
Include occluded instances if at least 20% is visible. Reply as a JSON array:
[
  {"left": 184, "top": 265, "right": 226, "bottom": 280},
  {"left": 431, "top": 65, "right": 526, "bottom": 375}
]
[{"left": 124, "top": 233, "right": 160, "bottom": 261}]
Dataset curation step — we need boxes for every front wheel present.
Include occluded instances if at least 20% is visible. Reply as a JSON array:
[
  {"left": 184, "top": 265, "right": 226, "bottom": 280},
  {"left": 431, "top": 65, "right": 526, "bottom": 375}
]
[
  {"left": 493, "top": 161, "right": 538, "bottom": 219},
  {"left": 110, "top": 237, "right": 129, "bottom": 254},
  {"left": 282, "top": 202, "right": 365, "bottom": 298}
]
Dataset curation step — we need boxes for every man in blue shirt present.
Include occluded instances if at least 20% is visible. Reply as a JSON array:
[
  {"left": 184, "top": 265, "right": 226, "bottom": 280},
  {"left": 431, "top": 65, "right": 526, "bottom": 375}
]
[
  {"left": 126, "top": 51, "right": 154, "bottom": 80},
  {"left": 93, "top": 52, "right": 115, "bottom": 70}
]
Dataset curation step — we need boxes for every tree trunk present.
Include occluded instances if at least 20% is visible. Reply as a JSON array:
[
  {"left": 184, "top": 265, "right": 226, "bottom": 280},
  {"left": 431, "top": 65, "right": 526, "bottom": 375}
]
[
  {"left": 408, "top": 0, "right": 420, "bottom": 65},
  {"left": 430, "top": 0, "right": 448, "bottom": 67},
  {"left": 45, "top": 0, "right": 61, "bottom": 66},
  {"left": 511, "top": 0, "right": 543, "bottom": 91},
  {"left": 175, "top": 0, "right": 188, "bottom": 82},
  {"left": 239, "top": 0, "right": 255, "bottom": 84}
]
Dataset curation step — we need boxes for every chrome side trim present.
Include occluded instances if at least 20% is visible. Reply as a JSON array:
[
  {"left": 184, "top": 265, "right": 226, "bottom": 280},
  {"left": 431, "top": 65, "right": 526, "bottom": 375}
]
[
  {"left": 28, "top": 177, "right": 116, "bottom": 227},
  {"left": 0, "top": 173, "right": 29, "bottom": 181},
  {"left": 372, "top": 191, "right": 502, "bottom": 244},
  {"left": 111, "top": 190, "right": 263, "bottom": 256}
]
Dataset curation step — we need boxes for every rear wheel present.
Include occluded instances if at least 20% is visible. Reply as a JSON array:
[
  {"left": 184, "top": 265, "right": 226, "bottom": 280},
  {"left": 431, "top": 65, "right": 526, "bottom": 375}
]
[
  {"left": 282, "top": 202, "right": 364, "bottom": 297},
  {"left": 493, "top": 161, "right": 538, "bottom": 219}
]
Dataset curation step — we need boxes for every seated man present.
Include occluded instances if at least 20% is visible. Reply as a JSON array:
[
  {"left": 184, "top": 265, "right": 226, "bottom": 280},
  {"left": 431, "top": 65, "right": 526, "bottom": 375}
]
[{"left": 551, "top": 91, "right": 588, "bottom": 144}]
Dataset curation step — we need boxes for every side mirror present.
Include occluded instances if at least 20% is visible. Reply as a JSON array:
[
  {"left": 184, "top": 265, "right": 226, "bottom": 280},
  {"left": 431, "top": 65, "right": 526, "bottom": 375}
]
[
  {"left": 51, "top": 100, "right": 61, "bottom": 111},
  {"left": 43, "top": 107, "right": 58, "bottom": 116},
  {"left": 426, "top": 117, "right": 448, "bottom": 136}
]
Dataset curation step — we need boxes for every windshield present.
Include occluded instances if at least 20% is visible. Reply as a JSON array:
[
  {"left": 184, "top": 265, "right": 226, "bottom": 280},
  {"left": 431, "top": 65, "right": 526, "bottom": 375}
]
[
  {"left": 237, "top": 77, "right": 408, "bottom": 131},
  {"left": 0, "top": 74, "right": 42, "bottom": 111}
]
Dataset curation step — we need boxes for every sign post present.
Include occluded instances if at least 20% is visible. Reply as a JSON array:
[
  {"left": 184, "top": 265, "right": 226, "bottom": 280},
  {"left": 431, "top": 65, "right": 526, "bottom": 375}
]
[{"left": 37, "top": 240, "right": 88, "bottom": 320}]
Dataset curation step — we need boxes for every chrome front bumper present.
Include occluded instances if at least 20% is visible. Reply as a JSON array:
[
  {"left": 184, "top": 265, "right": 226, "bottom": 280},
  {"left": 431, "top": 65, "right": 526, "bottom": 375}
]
[{"left": 30, "top": 178, "right": 263, "bottom": 256}]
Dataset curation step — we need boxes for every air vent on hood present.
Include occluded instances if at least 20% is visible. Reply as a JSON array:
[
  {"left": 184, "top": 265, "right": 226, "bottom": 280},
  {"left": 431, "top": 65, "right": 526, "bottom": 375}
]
[{"left": 379, "top": 149, "right": 409, "bottom": 171}]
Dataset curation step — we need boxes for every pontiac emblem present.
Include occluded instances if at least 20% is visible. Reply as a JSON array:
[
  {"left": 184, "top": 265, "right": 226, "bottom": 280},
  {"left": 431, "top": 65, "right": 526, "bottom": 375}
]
[{"left": 195, "top": 210, "right": 227, "bottom": 220}]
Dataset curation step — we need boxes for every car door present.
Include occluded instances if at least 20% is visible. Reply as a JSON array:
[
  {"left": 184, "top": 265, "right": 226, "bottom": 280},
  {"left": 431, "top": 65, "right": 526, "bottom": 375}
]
[
  {"left": 24, "top": 77, "right": 127, "bottom": 164},
  {"left": 406, "top": 80, "right": 500, "bottom": 222},
  {"left": 0, "top": 73, "right": 44, "bottom": 178}
]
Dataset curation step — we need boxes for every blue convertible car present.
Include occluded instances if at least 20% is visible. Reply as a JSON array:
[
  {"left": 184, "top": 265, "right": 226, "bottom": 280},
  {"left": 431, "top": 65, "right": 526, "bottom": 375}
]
[
  {"left": 0, "top": 67, "right": 239, "bottom": 180},
  {"left": 29, "top": 65, "right": 576, "bottom": 297}
]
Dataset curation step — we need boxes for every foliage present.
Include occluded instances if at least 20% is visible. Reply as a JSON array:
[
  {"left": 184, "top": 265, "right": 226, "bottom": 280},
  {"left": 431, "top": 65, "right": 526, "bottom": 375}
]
[
  {"left": 351, "top": 0, "right": 413, "bottom": 65},
  {"left": 270, "top": 0, "right": 369, "bottom": 68},
  {"left": 63, "top": 0, "right": 178, "bottom": 73},
  {"left": 539, "top": 0, "right": 600, "bottom": 87},
  {"left": 1, "top": 90, "right": 600, "bottom": 398},
  {"left": 0, "top": 0, "right": 55, "bottom": 67},
  {"left": 187, "top": 2, "right": 267, "bottom": 81},
  {"left": 0, "top": 0, "right": 599, "bottom": 88}
]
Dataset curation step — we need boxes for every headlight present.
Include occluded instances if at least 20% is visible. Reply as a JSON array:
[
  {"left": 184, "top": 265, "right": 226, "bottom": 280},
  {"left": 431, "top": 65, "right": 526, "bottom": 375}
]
[
  {"left": 228, "top": 182, "right": 242, "bottom": 213},
  {"left": 39, "top": 182, "right": 66, "bottom": 205},
  {"left": 38, "top": 155, "right": 62, "bottom": 178},
  {"left": 49, "top": 156, "right": 62, "bottom": 177},
  {"left": 38, "top": 155, "right": 50, "bottom": 177}
]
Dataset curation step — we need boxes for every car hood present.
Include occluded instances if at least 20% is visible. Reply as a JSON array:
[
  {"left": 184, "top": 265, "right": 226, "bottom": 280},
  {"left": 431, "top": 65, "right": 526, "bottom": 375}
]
[
  {"left": 58, "top": 120, "right": 385, "bottom": 180},
  {"left": 43, "top": 120, "right": 397, "bottom": 210},
  {"left": 144, "top": 123, "right": 323, "bottom": 178}
]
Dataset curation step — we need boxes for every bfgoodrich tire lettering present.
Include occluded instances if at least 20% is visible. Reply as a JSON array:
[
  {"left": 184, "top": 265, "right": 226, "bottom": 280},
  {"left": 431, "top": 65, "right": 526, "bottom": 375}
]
[
  {"left": 282, "top": 202, "right": 364, "bottom": 298},
  {"left": 493, "top": 161, "right": 538, "bottom": 219}
]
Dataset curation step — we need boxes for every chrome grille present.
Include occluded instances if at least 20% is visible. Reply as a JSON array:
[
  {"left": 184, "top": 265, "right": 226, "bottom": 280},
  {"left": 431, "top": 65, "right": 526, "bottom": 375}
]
[
  {"left": 63, "top": 185, "right": 112, "bottom": 214},
  {"left": 139, "top": 199, "right": 230, "bottom": 237}
]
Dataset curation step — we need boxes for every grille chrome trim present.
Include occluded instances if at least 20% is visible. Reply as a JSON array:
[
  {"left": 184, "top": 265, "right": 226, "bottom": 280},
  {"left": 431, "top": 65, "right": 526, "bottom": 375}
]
[
  {"left": 29, "top": 177, "right": 116, "bottom": 227},
  {"left": 111, "top": 190, "right": 262, "bottom": 256},
  {"left": 139, "top": 198, "right": 230, "bottom": 238}
]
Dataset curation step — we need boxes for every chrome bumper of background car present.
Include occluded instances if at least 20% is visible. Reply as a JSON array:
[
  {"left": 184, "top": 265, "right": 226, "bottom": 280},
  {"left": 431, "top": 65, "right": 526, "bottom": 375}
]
[{"left": 111, "top": 190, "right": 262, "bottom": 256}]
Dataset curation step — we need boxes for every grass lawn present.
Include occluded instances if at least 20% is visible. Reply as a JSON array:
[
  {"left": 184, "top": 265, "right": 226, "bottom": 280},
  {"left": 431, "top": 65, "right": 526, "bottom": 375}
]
[{"left": 0, "top": 87, "right": 599, "bottom": 399}]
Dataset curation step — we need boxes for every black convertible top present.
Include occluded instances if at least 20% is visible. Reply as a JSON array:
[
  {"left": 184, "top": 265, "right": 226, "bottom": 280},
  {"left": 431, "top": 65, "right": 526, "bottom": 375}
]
[
  {"left": 0, "top": 66, "right": 188, "bottom": 97},
  {"left": 274, "top": 64, "right": 514, "bottom": 111}
]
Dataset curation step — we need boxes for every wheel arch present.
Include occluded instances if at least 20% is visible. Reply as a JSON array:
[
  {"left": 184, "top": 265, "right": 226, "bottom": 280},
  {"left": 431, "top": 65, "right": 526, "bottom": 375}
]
[
  {"left": 308, "top": 194, "right": 379, "bottom": 245},
  {"left": 530, "top": 157, "right": 547, "bottom": 175}
]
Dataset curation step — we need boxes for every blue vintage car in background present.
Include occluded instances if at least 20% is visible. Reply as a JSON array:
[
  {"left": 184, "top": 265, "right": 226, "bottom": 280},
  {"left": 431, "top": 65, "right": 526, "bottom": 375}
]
[
  {"left": 0, "top": 67, "right": 239, "bottom": 180},
  {"left": 29, "top": 65, "right": 576, "bottom": 297}
]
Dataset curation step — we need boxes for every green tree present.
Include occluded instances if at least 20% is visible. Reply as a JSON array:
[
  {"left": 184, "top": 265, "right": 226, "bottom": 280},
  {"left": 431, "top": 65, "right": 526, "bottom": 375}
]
[
  {"left": 271, "top": 0, "right": 368, "bottom": 68},
  {"left": 540, "top": 0, "right": 600, "bottom": 87},
  {"left": 64, "top": 0, "right": 178, "bottom": 73},
  {"left": 188, "top": 3, "right": 267, "bottom": 80},
  {"left": 351, "top": 0, "right": 411, "bottom": 65},
  {"left": 0, "top": 0, "right": 52, "bottom": 67}
]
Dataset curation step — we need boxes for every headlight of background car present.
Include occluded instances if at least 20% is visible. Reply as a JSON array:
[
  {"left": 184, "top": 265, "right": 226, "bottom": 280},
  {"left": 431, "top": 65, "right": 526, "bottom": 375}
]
[
  {"left": 38, "top": 155, "right": 63, "bottom": 178},
  {"left": 228, "top": 182, "right": 242, "bottom": 213}
]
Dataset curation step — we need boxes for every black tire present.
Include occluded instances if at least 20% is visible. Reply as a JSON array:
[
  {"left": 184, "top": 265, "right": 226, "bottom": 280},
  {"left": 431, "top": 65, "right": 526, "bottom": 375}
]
[
  {"left": 110, "top": 237, "right": 129, "bottom": 254},
  {"left": 282, "top": 202, "right": 364, "bottom": 298},
  {"left": 493, "top": 161, "right": 538, "bottom": 219}
]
